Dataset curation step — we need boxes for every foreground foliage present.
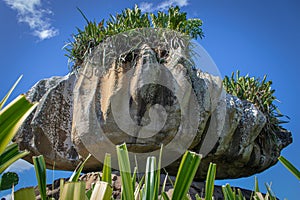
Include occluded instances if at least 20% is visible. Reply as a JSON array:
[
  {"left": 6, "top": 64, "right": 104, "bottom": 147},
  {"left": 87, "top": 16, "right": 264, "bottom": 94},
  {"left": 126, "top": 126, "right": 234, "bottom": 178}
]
[
  {"left": 0, "top": 76, "right": 37, "bottom": 191},
  {"left": 11, "top": 143, "right": 280, "bottom": 200}
]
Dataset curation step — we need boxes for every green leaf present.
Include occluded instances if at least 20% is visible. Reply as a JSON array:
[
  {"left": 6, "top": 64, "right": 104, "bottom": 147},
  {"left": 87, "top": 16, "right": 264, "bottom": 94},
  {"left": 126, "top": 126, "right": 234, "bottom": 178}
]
[
  {"left": 69, "top": 154, "right": 92, "bottom": 182},
  {"left": 0, "top": 143, "right": 29, "bottom": 174},
  {"left": 161, "top": 192, "right": 171, "bottom": 200},
  {"left": 278, "top": 156, "right": 300, "bottom": 180},
  {"left": 143, "top": 156, "right": 158, "bottom": 200},
  {"left": 33, "top": 155, "right": 47, "bottom": 200},
  {"left": 254, "top": 176, "right": 260, "bottom": 192},
  {"left": 116, "top": 143, "right": 134, "bottom": 200},
  {"left": 90, "top": 181, "right": 112, "bottom": 200},
  {"left": 14, "top": 187, "right": 36, "bottom": 200},
  {"left": 205, "top": 163, "right": 216, "bottom": 200},
  {"left": 0, "top": 75, "right": 22, "bottom": 110},
  {"left": 222, "top": 184, "right": 236, "bottom": 200},
  {"left": 0, "top": 95, "right": 38, "bottom": 155},
  {"left": 102, "top": 153, "right": 112, "bottom": 185},
  {"left": 172, "top": 151, "right": 202, "bottom": 200},
  {"left": 160, "top": 173, "right": 168, "bottom": 200},
  {"left": 265, "top": 183, "right": 276, "bottom": 200},
  {"left": 0, "top": 171, "right": 19, "bottom": 190},
  {"left": 60, "top": 181, "right": 86, "bottom": 200},
  {"left": 60, "top": 178, "right": 65, "bottom": 198}
]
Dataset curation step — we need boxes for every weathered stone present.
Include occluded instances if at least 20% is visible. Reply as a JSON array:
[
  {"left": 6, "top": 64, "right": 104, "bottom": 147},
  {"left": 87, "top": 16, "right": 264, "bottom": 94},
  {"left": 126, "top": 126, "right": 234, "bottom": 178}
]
[
  {"left": 15, "top": 74, "right": 79, "bottom": 170},
  {"left": 15, "top": 33, "right": 292, "bottom": 179}
]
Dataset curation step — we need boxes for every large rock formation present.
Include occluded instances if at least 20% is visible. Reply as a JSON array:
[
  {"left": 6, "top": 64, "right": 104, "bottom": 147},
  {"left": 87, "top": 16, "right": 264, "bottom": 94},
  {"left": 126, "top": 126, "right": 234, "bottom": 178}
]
[{"left": 15, "top": 29, "right": 292, "bottom": 179}]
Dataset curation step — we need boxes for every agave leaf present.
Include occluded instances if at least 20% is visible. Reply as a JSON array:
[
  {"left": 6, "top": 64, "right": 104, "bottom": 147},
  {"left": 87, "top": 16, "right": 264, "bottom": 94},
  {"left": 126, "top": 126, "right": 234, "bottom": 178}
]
[
  {"left": 102, "top": 153, "right": 112, "bottom": 185},
  {"left": 33, "top": 155, "right": 47, "bottom": 200},
  {"left": 135, "top": 175, "right": 145, "bottom": 200},
  {"left": 0, "top": 95, "right": 37, "bottom": 155},
  {"left": 0, "top": 75, "right": 22, "bottom": 110},
  {"left": 14, "top": 187, "right": 36, "bottom": 200},
  {"left": 143, "top": 156, "right": 158, "bottom": 200},
  {"left": 60, "top": 181, "right": 86, "bottom": 200},
  {"left": 222, "top": 184, "right": 236, "bottom": 200},
  {"left": 116, "top": 143, "right": 134, "bottom": 200},
  {"left": 278, "top": 156, "right": 300, "bottom": 180},
  {"left": 90, "top": 181, "right": 112, "bottom": 200},
  {"left": 161, "top": 192, "right": 171, "bottom": 200},
  {"left": 0, "top": 143, "right": 29, "bottom": 174},
  {"left": 69, "top": 154, "right": 92, "bottom": 182},
  {"left": 159, "top": 173, "right": 168, "bottom": 200},
  {"left": 205, "top": 163, "right": 216, "bottom": 200},
  {"left": 60, "top": 178, "right": 65, "bottom": 198},
  {"left": 265, "top": 183, "right": 276, "bottom": 200},
  {"left": 172, "top": 151, "right": 201, "bottom": 200}
]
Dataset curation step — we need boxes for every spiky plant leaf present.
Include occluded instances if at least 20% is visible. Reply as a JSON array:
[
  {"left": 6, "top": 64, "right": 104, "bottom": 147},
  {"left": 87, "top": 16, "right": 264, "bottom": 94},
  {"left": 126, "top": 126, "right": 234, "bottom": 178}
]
[
  {"left": 33, "top": 155, "right": 47, "bottom": 200},
  {"left": 116, "top": 143, "right": 134, "bottom": 200},
  {"left": 69, "top": 154, "right": 92, "bottom": 182},
  {"left": 172, "top": 151, "right": 201, "bottom": 200}
]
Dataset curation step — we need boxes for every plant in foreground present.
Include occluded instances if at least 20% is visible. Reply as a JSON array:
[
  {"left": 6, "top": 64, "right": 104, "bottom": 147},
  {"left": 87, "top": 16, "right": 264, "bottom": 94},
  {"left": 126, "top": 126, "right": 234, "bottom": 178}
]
[
  {"left": 278, "top": 155, "right": 300, "bottom": 180},
  {"left": 0, "top": 76, "right": 37, "bottom": 192},
  {"left": 12, "top": 142, "right": 282, "bottom": 200}
]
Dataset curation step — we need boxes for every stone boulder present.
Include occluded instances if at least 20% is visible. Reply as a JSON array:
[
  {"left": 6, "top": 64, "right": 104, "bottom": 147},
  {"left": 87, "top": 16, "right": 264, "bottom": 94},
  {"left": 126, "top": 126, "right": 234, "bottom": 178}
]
[{"left": 15, "top": 30, "right": 292, "bottom": 179}]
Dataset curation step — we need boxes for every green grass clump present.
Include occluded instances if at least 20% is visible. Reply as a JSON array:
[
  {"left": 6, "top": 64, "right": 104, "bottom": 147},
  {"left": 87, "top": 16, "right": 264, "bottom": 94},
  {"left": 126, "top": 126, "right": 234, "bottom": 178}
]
[{"left": 64, "top": 5, "right": 204, "bottom": 69}]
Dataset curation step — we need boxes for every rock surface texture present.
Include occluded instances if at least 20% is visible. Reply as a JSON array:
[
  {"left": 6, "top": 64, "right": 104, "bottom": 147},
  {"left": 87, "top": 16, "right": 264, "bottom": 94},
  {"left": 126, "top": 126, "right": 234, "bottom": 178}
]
[{"left": 15, "top": 31, "right": 292, "bottom": 179}]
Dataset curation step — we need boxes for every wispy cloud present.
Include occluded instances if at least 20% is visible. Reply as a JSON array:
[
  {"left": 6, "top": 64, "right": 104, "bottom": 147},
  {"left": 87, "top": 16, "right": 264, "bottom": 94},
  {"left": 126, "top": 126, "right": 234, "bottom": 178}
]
[
  {"left": 3, "top": 0, "right": 59, "bottom": 40},
  {"left": 140, "top": 0, "right": 189, "bottom": 12},
  {"left": 4, "top": 159, "right": 33, "bottom": 173}
]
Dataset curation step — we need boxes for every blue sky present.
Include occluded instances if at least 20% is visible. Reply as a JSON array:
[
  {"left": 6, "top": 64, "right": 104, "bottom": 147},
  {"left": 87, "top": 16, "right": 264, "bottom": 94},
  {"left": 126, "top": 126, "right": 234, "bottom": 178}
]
[{"left": 1, "top": 0, "right": 300, "bottom": 199}]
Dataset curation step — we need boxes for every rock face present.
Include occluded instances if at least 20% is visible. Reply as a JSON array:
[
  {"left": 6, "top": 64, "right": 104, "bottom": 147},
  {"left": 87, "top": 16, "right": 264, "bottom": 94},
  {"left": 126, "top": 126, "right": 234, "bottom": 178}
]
[{"left": 15, "top": 31, "right": 292, "bottom": 179}]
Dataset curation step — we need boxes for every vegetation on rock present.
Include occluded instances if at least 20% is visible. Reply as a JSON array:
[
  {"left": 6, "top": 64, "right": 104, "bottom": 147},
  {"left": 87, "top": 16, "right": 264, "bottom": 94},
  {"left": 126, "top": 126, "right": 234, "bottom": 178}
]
[
  {"left": 64, "top": 5, "right": 204, "bottom": 69},
  {"left": 223, "top": 71, "right": 289, "bottom": 145}
]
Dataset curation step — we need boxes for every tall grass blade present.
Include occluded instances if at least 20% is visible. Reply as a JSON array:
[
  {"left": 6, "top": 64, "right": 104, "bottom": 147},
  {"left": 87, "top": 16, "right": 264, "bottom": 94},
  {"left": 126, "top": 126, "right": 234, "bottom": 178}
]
[
  {"left": 69, "top": 154, "right": 91, "bottom": 182},
  {"left": 0, "top": 75, "right": 22, "bottom": 110},
  {"left": 116, "top": 143, "right": 134, "bottom": 200},
  {"left": 278, "top": 156, "right": 300, "bottom": 180},
  {"left": 33, "top": 155, "right": 47, "bottom": 200},
  {"left": 205, "top": 163, "right": 216, "bottom": 200},
  {"left": 172, "top": 151, "right": 201, "bottom": 200},
  {"left": 161, "top": 192, "right": 171, "bottom": 200},
  {"left": 265, "top": 183, "right": 276, "bottom": 200},
  {"left": 222, "top": 184, "right": 236, "bottom": 200},
  {"left": 102, "top": 153, "right": 112, "bottom": 185}
]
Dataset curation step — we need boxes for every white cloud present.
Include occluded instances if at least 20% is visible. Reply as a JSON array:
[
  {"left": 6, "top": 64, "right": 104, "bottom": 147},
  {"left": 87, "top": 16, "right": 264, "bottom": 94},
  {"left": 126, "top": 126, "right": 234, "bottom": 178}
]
[
  {"left": 4, "top": 159, "right": 33, "bottom": 173},
  {"left": 3, "top": 0, "right": 59, "bottom": 40},
  {"left": 140, "top": 0, "right": 189, "bottom": 12}
]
